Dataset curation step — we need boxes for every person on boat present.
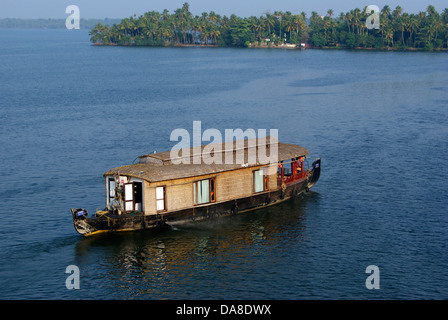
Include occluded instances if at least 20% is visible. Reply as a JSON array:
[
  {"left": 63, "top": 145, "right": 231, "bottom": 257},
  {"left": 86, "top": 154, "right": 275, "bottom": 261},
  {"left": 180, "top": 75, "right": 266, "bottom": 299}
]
[{"left": 296, "top": 157, "right": 304, "bottom": 176}]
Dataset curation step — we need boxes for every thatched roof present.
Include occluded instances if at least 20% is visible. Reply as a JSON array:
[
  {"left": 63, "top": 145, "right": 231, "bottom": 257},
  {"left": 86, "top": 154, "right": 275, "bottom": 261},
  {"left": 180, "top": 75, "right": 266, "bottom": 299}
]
[{"left": 104, "top": 136, "right": 309, "bottom": 183}]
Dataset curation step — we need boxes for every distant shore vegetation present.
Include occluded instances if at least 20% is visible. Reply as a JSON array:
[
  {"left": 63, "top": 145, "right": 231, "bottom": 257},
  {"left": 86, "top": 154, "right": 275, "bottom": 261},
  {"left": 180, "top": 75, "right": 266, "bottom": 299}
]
[{"left": 88, "top": 2, "right": 448, "bottom": 51}]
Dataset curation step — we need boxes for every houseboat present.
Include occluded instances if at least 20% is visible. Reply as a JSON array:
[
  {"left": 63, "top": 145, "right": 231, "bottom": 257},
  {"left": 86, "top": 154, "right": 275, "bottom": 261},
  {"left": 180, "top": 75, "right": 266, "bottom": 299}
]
[{"left": 71, "top": 137, "right": 320, "bottom": 236}]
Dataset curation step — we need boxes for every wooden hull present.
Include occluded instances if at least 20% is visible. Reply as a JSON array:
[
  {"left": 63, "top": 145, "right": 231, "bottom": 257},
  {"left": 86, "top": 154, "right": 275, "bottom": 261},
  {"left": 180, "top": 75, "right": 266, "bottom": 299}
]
[{"left": 72, "top": 159, "right": 321, "bottom": 236}]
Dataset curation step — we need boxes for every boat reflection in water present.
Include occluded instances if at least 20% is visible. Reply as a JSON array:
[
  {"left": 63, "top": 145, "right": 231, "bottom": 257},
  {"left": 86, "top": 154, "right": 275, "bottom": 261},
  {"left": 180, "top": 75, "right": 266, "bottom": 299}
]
[{"left": 73, "top": 193, "right": 317, "bottom": 299}]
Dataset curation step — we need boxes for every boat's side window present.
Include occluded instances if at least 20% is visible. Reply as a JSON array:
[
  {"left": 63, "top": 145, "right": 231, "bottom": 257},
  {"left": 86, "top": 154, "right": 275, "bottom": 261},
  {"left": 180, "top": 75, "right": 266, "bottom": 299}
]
[
  {"left": 193, "top": 178, "right": 216, "bottom": 205},
  {"left": 156, "top": 186, "right": 166, "bottom": 212},
  {"left": 108, "top": 177, "right": 115, "bottom": 205},
  {"left": 253, "top": 168, "right": 268, "bottom": 193}
]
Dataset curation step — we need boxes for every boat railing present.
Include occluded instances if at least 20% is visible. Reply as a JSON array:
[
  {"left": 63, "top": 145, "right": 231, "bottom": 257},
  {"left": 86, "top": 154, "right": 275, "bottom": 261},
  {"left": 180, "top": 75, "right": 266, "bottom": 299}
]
[
  {"left": 276, "top": 156, "right": 321, "bottom": 187},
  {"left": 277, "top": 170, "right": 308, "bottom": 186}
]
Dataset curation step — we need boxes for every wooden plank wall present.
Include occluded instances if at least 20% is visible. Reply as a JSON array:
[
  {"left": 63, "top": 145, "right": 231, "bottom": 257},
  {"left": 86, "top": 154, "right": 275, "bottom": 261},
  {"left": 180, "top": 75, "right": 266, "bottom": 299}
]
[{"left": 143, "top": 164, "right": 279, "bottom": 215}]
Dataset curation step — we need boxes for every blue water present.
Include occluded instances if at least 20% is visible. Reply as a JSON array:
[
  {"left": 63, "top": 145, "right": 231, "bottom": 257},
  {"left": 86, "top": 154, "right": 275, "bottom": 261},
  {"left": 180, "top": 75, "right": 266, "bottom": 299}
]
[{"left": 0, "top": 29, "right": 447, "bottom": 299}]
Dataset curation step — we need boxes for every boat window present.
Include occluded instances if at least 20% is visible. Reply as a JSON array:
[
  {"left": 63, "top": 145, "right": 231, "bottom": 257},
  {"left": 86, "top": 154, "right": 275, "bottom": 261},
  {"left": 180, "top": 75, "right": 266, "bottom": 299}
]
[
  {"left": 193, "top": 178, "right": 216, "bottom": 205},
  {"left": 108, "top": 177, "right": 115, "bottom": 204},
  {"left": 156, "top": 186, "right": 166, "bottom": 212},
  {"left": 253, "top": 168, "right": 268, "bottom": 193}
]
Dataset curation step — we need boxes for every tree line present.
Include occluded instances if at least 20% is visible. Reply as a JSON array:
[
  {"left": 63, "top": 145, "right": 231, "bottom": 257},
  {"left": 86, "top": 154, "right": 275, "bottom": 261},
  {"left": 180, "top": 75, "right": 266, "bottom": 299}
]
[{"left": 89, "top": 3, "right": 448, "bottom": 50}]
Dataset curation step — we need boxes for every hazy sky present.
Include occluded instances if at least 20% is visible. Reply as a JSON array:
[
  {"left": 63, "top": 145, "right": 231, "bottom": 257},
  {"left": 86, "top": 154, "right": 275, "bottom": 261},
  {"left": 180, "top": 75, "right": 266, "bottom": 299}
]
[{"left": 1, "top": 0, "right": 447, "bottom": 19}]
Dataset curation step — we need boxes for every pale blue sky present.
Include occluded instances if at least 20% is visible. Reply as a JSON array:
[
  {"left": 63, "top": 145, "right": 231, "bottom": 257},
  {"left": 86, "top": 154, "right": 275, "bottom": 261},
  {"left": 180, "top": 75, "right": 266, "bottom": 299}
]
[{"left": 1, "top": 0, "right": 447, "bottom": 19}]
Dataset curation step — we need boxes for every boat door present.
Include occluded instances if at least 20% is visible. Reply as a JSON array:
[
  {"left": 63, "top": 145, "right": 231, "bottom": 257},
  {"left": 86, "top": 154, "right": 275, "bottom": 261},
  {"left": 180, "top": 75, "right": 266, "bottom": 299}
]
[{"left": 123, "top": 182, "right": 143, "bottom": 213}]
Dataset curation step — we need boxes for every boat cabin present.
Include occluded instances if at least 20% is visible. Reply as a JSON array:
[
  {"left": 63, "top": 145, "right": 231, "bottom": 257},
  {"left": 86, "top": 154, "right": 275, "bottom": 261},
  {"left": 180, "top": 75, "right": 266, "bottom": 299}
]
[{"left": 103, "top": 136, "right": 310, "bottom": 218}]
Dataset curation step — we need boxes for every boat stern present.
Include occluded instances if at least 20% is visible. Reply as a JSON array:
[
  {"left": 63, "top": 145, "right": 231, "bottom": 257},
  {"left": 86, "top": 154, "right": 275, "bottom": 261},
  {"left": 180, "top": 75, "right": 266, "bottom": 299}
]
[{"left": 71, "top": 208, "right": 97, "bottom": 236}]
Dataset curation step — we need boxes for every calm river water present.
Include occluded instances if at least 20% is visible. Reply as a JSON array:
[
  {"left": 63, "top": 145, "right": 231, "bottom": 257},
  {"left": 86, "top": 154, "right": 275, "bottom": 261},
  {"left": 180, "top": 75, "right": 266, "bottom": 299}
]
[{"left": 0, "top": 29, "right": 447, "bottom": 299}]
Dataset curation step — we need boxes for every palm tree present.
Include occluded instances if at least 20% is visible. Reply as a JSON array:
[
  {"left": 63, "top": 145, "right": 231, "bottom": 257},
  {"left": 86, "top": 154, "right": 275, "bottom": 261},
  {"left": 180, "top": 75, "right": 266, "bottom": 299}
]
[
  {"left": 264, "top": 13, "right": 275, "bottom": 36},
  {"left": 209, "top": 27, "right": 220, "bottom": 44},
  {"left": 293, "top": 14, "right": 306, "bottom": 39},
  {"left": 352, "top": 8, "right": 362, "bottom": 34},
  {"left": 136, "top": 16, "right": 146, "bottom": 36},
  {"left": 393, "top": 6, "right": 403, "bottom": 18},
  {"left": 381, "top": 5, "right": 391, "bottom": 19},
  {"left": 400, "top": 14, "right": 409, "bottom": 46},
  {"left": 249, "top": 16, "right": 259, "bottom": 41},
  {"left": 338, "top": 12, "right": 346, "bottom": 31},
  {"left": 345, "top": 11, "right": 353, "bottom": 33},
  {"left": 408, "top": 14, "right": 419, "bottom": 46},
  {"left": 89, "top": 23, "right": 103, "bottom": 43},
  {"left": 427, "top": 5, "right": 437, "bottom": 17},
  {"left": 120, "top": 17, "right": 131, "bottom": 37},
  {"left": 433, "top": 18, "right": 443, "bottom": 42},
  {"left": 273, "top": 11, "right": 284, "bottom": 40},
  {"left": 442, "top": 8, "right": 448, "bottom": 23},
  {"left": 385, "top": 26, "right": 394, "bottom": 46},
  {"left": 442, "top": 9, "right": 448, "bottom": 48},
  {"left": 322, "top": 16, "right": 331, "bottom": 39}
]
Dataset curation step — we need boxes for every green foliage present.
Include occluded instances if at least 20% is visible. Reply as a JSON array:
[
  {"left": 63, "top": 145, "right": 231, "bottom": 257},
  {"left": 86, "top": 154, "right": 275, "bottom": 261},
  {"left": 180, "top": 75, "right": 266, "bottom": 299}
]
[
  {"left": 87, "top": 3, "right": 448, "bottom": 51},
  {"left": 228, "top": 19, "right": 254, "bottom": 46},
  {"left": 345, "top": 33, "right": 358, "bottom": 48},
  {"left": 310, "top": 34, "right": 326, "bottom": 47}
]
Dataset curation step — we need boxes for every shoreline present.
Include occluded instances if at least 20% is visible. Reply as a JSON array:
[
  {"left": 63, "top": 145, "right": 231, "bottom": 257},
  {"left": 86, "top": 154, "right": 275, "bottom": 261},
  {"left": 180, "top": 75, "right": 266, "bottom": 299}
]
[{"left": 93, "top": 42, "right": 448, "bottom": 52}]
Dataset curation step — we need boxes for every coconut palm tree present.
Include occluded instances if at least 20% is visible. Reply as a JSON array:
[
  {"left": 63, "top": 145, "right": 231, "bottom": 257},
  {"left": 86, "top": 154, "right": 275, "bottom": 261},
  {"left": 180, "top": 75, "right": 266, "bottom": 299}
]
[
  {"left": 385, "top": 26, "right": 394, "bottom": 46},
  {"left": 381, "top": 5, "right": 391, "bottom": 19},
  {"left": 293, "top": 14, "right": 306, "bottom": 39},
  {"left": 209, "top": 27, "right": 220, "bottom": 44},
  {"left": 393, "top": 6, "right": 403, "bottom": 18},
  {"left": 283, "top": 16, "right": 295, "bottom": 42},
  {"left": 427, "top": 5, "right": 437, "bottom": 17},
  {"left": 441, "top": 8, "right": 448, "bottom": 23},
  {"left": 345, "top": 11, "right": 353, "bottom": 33},
  {"left": 264, "top": 13, "right": 275, "bottom": 36},
  {"left": 88, "top": 23, "right": 103, "bottom": 43},
  {"left": 408, "top": 14, "right": 419, "bottom": 46},
  {"left": 248, "top": 16, "right": 259, "bottom": 41},
  {"left": 353, "top": 8, "right": 362, "bottom": 34}
]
